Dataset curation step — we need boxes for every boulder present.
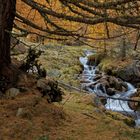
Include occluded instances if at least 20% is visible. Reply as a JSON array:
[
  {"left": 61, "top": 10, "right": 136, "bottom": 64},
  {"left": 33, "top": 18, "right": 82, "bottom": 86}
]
[
  {"left": 88, "top": 82, "right": 97, "bottom": 89},
  {"left": 16, "top": 108, "right": 33, "bottom": 120},
  {"left": 47, "top": 69, "right": 61, "bottom": 78},
  {"left": 93, "top": 74, "right": 130, "bottom": 96},
  {"left": 115, "top": 60, "right": 140, "bottom": 85},
  {"left": 116, "top": 68, "right": 134, "bottom": 82},
  {"left": 93, "top": 75, "right": 102, "bottom": 81},
  {"left": 108, "top": 76, "right": 117, "bottom": 85},
  {"left": 5, "top": 88, "right": 20, "bottom": 98},
  {"left": 99, "top": 78, "right": 110, "bottom": 89},
  {"left": 37, "top": 78, "right": 52, "bottom": 91},
  {"left": 17, "top": 73, "right": 36, "bottom": 88},
  {"left": 120, "top": 82, "right": 128, "bottom": 91},
  {"left": 106, "top": 88, "right": 116, "bottom": 96},
  {"left": 108, "top": 76, "right": 128, "bottom": 92},
  {"left": 16, "top": 108, "right": 24, "bottom": 117},
  {"left": 128, "top": 97, "right": 140, "bottom": 111},
  {"left": 94, "top": 69, "right": 101, "bottom": 75},
  {"left": 98, "top": 58, "right": 140, "bottom": 86}
]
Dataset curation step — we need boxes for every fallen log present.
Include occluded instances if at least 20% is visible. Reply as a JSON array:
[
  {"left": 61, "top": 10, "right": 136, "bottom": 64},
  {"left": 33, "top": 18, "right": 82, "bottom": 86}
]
[{"left": 58, "top": 81, "right": 140, "bottom": 103}]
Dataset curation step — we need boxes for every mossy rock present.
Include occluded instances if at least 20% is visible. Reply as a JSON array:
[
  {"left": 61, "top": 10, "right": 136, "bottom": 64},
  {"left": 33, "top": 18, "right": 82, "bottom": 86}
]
[
  {"left": 114, "top": 66, "right": 135, "bottom": 82},
  {"left": 98, "top": 57, "right": 114, "bottom": 74},
  {"left": 98, "top": 56, "right": 135, "bottom": 80}
]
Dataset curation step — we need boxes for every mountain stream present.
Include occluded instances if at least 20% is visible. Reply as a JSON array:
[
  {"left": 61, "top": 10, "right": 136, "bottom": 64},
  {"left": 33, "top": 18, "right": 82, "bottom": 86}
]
[{"left": 79, "top": 50, "right": 140, "bottom": 127}]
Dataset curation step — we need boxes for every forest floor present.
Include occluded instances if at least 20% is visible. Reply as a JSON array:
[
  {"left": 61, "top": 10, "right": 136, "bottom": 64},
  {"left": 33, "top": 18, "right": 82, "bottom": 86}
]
[
  {"left": 1, "top": 43, "right": 140, "bottom": 140},
  {"left": 0, "top": 86, "right": 139, "bottom": 140}
]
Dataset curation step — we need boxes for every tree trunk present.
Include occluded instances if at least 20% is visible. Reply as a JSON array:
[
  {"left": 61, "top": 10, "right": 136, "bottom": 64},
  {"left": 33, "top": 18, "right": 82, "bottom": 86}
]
[{"left": 0, "top": 0, "right": 16, "bottom": 69}]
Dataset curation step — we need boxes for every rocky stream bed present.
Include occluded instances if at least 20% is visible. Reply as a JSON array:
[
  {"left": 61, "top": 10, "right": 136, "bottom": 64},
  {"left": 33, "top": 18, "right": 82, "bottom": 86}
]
[{"left": 79, "top": 50, "right": 140, "bottom": 127}]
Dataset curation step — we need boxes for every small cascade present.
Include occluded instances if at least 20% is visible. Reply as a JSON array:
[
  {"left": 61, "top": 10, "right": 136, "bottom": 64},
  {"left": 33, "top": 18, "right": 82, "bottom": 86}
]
[
  {"left": 79, "top": 50, "right": 140, "bottom": 126},
  {"left": 105, "top": 83, "right": 137, "bottom": 112}
]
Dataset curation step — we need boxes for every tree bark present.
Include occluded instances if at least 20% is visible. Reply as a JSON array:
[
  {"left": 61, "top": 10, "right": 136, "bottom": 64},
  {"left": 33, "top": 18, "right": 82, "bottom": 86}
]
[{"left": 0, "top": 0, "right": 16, "bottom": 69}]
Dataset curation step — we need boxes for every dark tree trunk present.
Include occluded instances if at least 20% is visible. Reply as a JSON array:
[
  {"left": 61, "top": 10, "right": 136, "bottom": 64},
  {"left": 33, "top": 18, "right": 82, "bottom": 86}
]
[{"left": 0, "top": 0, "right": 16, "bottom": 69}]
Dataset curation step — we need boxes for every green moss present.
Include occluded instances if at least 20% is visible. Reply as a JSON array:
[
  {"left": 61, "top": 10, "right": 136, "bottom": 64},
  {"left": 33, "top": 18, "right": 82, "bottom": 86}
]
[
  {"left": 120, "top": 130, "right": 140, "bottom": 140},
  {"left": 105, "top": 111, "right": 135, "bottom": 127},
  {"left": 38, "top": 135, "right": 49, "bottom": 140},
  {"left": 98, "top": 57, "right": 114, "bottom": 74},
  {"left": 39, "top": 44, "right": 91, "bottom": 86},
  {"left": 98, "top": 55, "right": 132, "bottom": 76},
  {"left": 59, "top": 91, "right": 94, "bottom": 113}
]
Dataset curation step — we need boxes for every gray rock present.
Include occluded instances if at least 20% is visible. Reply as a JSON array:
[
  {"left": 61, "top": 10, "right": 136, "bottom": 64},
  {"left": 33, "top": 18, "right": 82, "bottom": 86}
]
[
  {"left": 37, "top": 79, "right": 47, "bottom": 89},
  {"left": 37, "top": 78, "right": 51, "bottom": 91},
  {"left": 16, "top": 108, "right": 24, "bottom": 117},
  {"left": 95, "top": 69, "right": 100, "bottom": 74},
  {"left": 107, "top": 88, "right": 116, "bottom": 96},
  {"left": 115, "top": 61, "right": 140, "bottom": 83},
  {"left": 16, "top": 108, "right": 32, "bottom": 119},
  {"left": 108, "top": 76, "right": 127, "bottom": 92},
  {"left": 47, "top": 69, "right": 61, "bottom": 78},
  {"left": 121, "top": 82, "right": 128, "bottom": 91},
  {"left": 93, "top": 75, "right": 102, "bottom": 81},
  {"left": 5, "top": 88, "right": 20, "bottom": 98},
  {"left": 99, "top": 78, "right": 110, "bottom": 88}
]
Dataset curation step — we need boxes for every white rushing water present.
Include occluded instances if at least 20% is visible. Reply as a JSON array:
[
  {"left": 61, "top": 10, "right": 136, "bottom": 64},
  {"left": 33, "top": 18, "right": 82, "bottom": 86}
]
[
  {"left": 105, "top": 83, "right": 137, "bottom": 112},
  {"left": 79, "top": 50, "right": 140, "bottom": 127}
]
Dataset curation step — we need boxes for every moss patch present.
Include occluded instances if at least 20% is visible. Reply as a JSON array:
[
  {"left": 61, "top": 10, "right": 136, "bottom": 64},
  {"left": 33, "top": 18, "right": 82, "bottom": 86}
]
[
  {"left": 39, "top": 44, "right": 91, "bottom": 87},
  {"left": 54, "top": 89, "right": 140, "bottom": 140},
  {"left": 98, "top": 56, "right": 132, "bottom": 75}
]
